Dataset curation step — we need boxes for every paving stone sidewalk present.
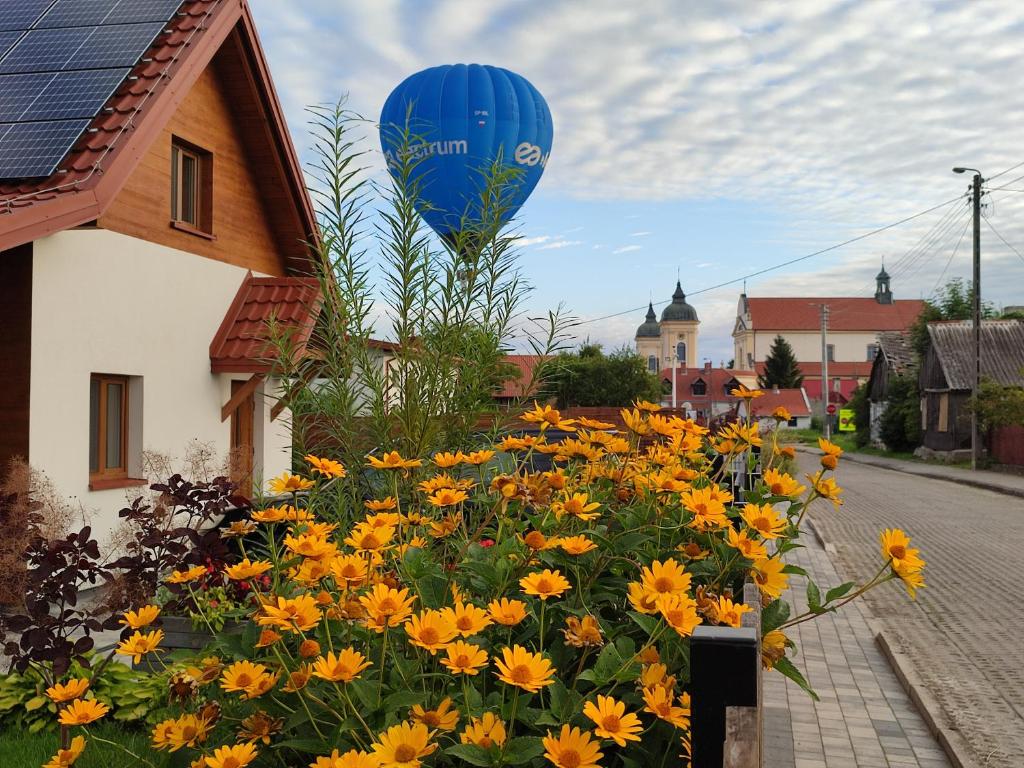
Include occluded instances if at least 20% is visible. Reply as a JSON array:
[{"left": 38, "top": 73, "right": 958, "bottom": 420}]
[{"left": 763, "top": 532, "right": 951, "bottom": 768}]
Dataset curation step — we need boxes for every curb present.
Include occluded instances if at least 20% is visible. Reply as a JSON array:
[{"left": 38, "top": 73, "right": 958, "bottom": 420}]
[{"left": 872, "top": 629, "right": 978, "bottom": 768}]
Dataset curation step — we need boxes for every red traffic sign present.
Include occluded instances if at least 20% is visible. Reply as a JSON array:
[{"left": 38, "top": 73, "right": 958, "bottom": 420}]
[{"left": 826, "top": 404, "right": 837, "bottom": 415}]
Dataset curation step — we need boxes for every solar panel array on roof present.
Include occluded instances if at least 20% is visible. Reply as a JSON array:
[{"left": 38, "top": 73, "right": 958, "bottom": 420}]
[{"left": 0, "top": 0, "right": 183, "bottom": 179}]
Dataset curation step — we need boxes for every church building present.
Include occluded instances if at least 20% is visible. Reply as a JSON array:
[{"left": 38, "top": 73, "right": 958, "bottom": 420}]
[{"left": 634, "top": 282, "right": 701, "bottom": 372}]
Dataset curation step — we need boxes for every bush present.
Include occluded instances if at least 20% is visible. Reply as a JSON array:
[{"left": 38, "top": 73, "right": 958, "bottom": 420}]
[
  {"left": 541, "top": 345, "right": 661, "bottom": 407},
  {"left": 879, "top": 376, "right": 921, "bottom": 452},
  {"left": 849, "top": 385, "right": 871, "bottom": 448}
]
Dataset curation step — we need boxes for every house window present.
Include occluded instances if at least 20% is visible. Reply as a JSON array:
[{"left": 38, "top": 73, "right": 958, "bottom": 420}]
[
  {"left": 826, "top": 344, "right": 835, "bottom": 362},
  {"left": 647, "top": 355, "right": 657, "bottom": 372},
  {"left": 692, "top": 379, "right": 706, "bottom": 395},
  {"left": 90, "top": 374, "right": 128, "bottom": 479},
  {"left": 675, "top": 341, "right": 686, "bottom": 363},
  {"left": 866, "top": 344, "right": 879, "bottom": 361},
  {"left": 787, "top": 417, "right": 798, "bottom": 427},
  {"left": 171, "top": 138, "right": 212, "bottom": 233}
]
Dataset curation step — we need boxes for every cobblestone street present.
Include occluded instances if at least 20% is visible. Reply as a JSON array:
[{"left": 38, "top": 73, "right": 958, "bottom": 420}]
[{"left": 800, "top": 452, "right": 1024, "bottom": 768}]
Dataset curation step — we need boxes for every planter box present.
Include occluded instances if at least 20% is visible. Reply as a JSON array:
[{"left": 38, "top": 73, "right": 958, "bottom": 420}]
[{"left": 134, "top": 615, "right": 244, "bottom": 670}]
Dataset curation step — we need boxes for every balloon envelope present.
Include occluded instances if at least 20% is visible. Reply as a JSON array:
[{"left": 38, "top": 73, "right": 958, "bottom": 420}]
[{"left": 379, "top": 64, "right": 553, "bottom": 243}]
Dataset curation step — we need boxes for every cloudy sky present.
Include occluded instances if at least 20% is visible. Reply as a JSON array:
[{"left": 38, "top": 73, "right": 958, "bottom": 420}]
[{"left": 249, "top": 0, "right": 1024, "bottom": 364}]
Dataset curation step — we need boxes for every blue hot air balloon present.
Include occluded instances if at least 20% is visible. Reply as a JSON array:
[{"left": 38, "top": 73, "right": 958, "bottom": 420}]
[{"left": 379, "top": 64, "right": 553, "bottom": 244}]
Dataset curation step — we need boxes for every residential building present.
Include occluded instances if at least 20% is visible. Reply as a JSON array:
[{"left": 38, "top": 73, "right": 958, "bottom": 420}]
[
  {"left": 919, "top": 319, "right": 1024, "bottom": 455},
  {"left": 865, "top": 330, "right": 915, "bottom": 446},
  {"left": 635, "top": 281, "right": 701, "bottom": 372},
  {"left": 733, "top": 268, "right": 925, "bottom": 405},
  {"left": 495, "top": 354, "right": 550, "bottom": 406},
  {"left": 658, "top": 364, "right": 758, "bottom": 421},
  {"left": 736, "top": 388, "right": 813, "bottom": 429},
  {"left": 0, "top": 0, "right": 319, "bottom": 544}
]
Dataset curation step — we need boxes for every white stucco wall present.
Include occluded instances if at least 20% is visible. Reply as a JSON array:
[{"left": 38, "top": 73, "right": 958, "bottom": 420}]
[
  {"left": 745, "top": 331, "right": 879, "bottom": 364},
  {"left": 29, "top": 229, "right": 292, "bottom": 545}
]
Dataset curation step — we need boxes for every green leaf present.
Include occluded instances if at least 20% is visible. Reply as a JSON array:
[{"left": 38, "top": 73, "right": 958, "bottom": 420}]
[
  {"left": 348, "top": 678, "right": 379, "bottom": 711},
  {"left": 782, "top": 564, "right": 807, "bottom": 576},
  {"left": 548, "top": 679, "right": 569, "bottom": 720},
  {"left": 383, "top": 690, "right": 426, "bottom": 712},
  {"left": 415, "top": 574, "right": 449, "bottom": 610},
  {"left": 445, "top": 743, "right": 495, "bottom": 767},
  {"left": 24, "top": 695, "right": 47, "bottom": 712},
  {"left": 825, "top": 581, "right": 856, "bottom": 603},
  {"left": 628, "top": 611, "right": 660, "bottom": 637},
  {"left": 774, "top": 657, "right": 819, "bottom": 701},
  {"left": 502, "top": 736, "right": 546, "bottom": 765},
  {"left": 760, "top": 599, "right": 790, "bottom": 633},
  {"left": 276, "top": 737, "right": 330, "bottom": 753},
  {"left": 806, "top": 579, "right": 822, "bottom": 612}
]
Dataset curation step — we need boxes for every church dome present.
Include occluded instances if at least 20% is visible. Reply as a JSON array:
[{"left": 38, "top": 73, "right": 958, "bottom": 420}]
[
  {"left": 876, "top": 266, "right": 890, "bottom": 280},
  {"left": 636, "top": 302, "right": 661, "bottom": 337},
  {"left": 660, "top": 281, "right": 699, "bottom": 322}
]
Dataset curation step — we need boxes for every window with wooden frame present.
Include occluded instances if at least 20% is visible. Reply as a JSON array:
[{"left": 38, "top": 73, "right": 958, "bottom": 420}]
[
  {"left": 170, "top": 138, "right": 213, "bottom": 236},
  {"left": 89, "top": 374, "right": 129, "bottom": 482}
]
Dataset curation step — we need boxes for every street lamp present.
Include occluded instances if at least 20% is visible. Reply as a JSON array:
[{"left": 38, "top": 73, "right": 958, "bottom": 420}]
[{"left": 952, "top": 166, "right": 983, "bottom": 470}]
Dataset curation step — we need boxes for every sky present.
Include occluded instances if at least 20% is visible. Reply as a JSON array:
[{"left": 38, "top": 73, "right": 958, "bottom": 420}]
[{"left": 248, "top": 0, "right": 1024, "bottom": 365}]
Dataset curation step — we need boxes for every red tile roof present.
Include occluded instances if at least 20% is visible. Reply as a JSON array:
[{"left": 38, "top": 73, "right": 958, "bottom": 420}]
[
  {"left": 659, "top": 367, "right": 758, "bottom": 407},
  {"left": 0, "top": 0, "right": 316, "bottom": 255},
  {"left": 748, "top": 389, "right": 812, "bottom": 418},
  {"left": 497, "top": 355, "right": 550, "bottom": 399},
  {"left": 745, "top": 297, "right": 925, "bottom": 331},
  {"left": 210, "top": 275, "right": 322, "bottom": 373}
]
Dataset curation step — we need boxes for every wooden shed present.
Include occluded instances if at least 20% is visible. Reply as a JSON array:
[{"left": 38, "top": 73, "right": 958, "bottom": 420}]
[{"left": 866, "top": 331, "right": 915, "bottom": 446}]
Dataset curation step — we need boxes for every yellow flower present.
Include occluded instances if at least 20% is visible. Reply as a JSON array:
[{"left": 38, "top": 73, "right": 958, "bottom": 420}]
[
  {"left": 542, "top": 725, "right": 603, "bottom": 768},
  {"left": 521, "top": 402, "right": 577, "bottom": 431},
  {"left": 576, "top": 416, "right": 615, "bottom": 429},
  {"left": 552, "top": 493, "right": 601, "bottom": 521},
  {"left": 331, "top": 554, "right": 370, "bottom": 587},
  {"left": 205, "top": 743, "right": 259, "bottom": 768},
  {"left": 311, "top": 648, "right": 372, "bottom": 683},
  {"left": 626, "top": 581, "right": 659, "bottom": 615},
  {"left": 154, "top": 714, "right": 211, "bottom": 752},
  {"left": 365, "top": 497, "right": 399, "bottom": 511},
  {"left": 762, "top": 469, "right": 806, "bottom": 498},
  {"left": 681, "top": 488, "right": 729, "bottom": 530},
  {"left": 751, "top": 557, "right": 789, "bottom": 599},
  {"left": 656, "top": 593, "right": 702, "bottom": 637},
  {"left": 310, "top": 749, "right": 380, "bottom": 768},
  {"left": 344, "top": 523, "right": 396, "bottom": 552},
  {"left": 305, "top": 454, "right": 347, "bottom": 479},
  {"left": 520, "top": 569, "right": 571, "bottom": 600},
  {"left": 238, "top": 711, "right": 283, "bottom": 745},
  {"left": 427, "top": 488, "right": 469, "bottom": 507},
  {"left": 410, "top": 697, "right": 460, "bottom": 731},
  {"left": 258, "top": 594, "right": 323, "bottom": 633},
  {"left": 761, "top": 629, "right": 789, "bottom": 669},
  {"left": 119, "top": 604, "right": 160, "bottom": 629},
  {"left": 367, "top": 451, "right": 423, "bottom": 470},
  {"left": 808, "top": 473, "right": 844, "bottom": 506},
  {"left": 251, "top": 506, "right": 300, "bottom": 523},
  {"left": 221, "top": 660, "right": 269, "bottom": 694},
  {"left": 719, "top": 421, "right": 762, "bottom": 448},
  {"left": 371, "top": 722, "right": 438, "bottom": 768},
  {"left": 43, "top": 734, "right": 86, "bottom": 768},
  {"left": 46, "top": 678, "right": 90, "bottom": 703},
  {"left": 771, "top": 406, "right": 792, "bottom": 421},
  {"left": 494, "top": 645, "right": 556, "bottom": 692},
  {"left": 558, "top": 534, "right": 597, "bottom": 556},
  {"left": 433, "top": 451, "right": 465, "bottom": 468},
  {"left": 741, "top": 503, "right": 787, "bottom": 539},
  {"left": 269, "top": 472, "right": 315, "bottom": 493},
  {"left": 225, "top": 558, "right": 273, "bottom": 581},
  {"left": 640, "top": 558, "right": 692, "bottom": 597},
  {"left": 441, "top": 641, "right": 489, "bottom": 675},
  {"left": 116, "top": 629, "right": 163, "bottom": 663},
  {"left": 562, "top": 615, "right": 604, "bottom": 648},
  {"left": 818, "top": 437, "right": 843, "bottom": 469},
  {"left": 463, "top": 449, "right": 495, "bottom": 465},
  {"left": 360, "top": 584, "right": 417, "bottom": 632},
  {"left": 714, "top": 596, "right": 752, "bottom": 628},
  {"left": 583, "top": 694, "right": 643, "bottom": 747},
  {"left": 404, "top": 610, "right": 458, "bottom": 654},
  {"left": 441, "top": 602, "right": 492, "bottom": 637},
  {"left": 496, "top": 435, "right": 539, "bottom": 452},
  {"left": 620, "top": 408, "right": 650, "bottom": 435},
  {"left": 167, "top": 566, "right": 206, "bottom": 584},
  {"left": 488, "top": 598, "right": 528, "bottom": 626},
  {"left": 284, "top": 532, "right": 338, "bottom": 560},
  {"left": 461, "top": 713, "right": 507, "bottom": 749},
  {"left": 894, "top": 559, "right": 926, "bottom": 599},
  {"left": 427, "top": 512, "right": 462, "bottom": 538},
  {"left": 677, "top": 541, "right": 710, "bottom": 561},
  {"left": 726, "top": 528, "right": 769, "bottom": 560},
  {"left": 730, "top": 384, "right": 763, "bottom": 399},
  {"left": 879, "top": 528, "right": 924, "bottom": 571},
  {"left": 282, "top": 664, "right": 313, "bottom": 693},
  {"left": 58, "top": 698, "right": 109, "bottom": 725},
  {"left": 642, "top": 685, "right": 689, "bottom": 728}
]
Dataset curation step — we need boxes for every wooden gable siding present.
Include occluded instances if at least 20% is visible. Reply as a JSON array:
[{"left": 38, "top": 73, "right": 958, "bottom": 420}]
[
  {"left": 98, "top": 39, "right": 293, "bottom": 276},
  {"left": 0, "top": 244, "right": 32, "bottom": 472}
]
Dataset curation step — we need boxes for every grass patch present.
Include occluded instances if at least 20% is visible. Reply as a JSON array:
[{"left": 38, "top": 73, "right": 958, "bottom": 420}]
[{"left": 0, "top": 722, "right": 169, "bottom": 768}]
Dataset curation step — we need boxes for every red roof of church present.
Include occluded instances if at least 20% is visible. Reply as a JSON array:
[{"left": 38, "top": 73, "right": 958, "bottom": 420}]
[{"left": 745, "top": 297, "right": 925, "bottom": 331}]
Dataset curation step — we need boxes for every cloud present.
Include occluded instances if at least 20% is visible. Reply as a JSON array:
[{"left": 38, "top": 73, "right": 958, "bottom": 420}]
[
  {"left": 613, "top": 245, "right": 643, "bottom": 254},
  {"left": 630, "top": 231, "right": 652, "bottom": 237},
  {"left": 516, "top": 235, "right": 552, "bottom": 247},
  {"left": 538, "top": 239, "right": 584, "bottom": 250}
]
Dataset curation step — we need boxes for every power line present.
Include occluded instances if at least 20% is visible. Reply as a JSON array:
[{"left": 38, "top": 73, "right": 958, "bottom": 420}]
[
  {"left": 986, "top": 160, "right": 1024, "bottom": 181},
  {"left": 982, "top": 214, "right": 1024, "bottom": 266},
  {"left": 576, "top": 192, "right": 968, "bottom": 327},
  {"left": 888, "top": 199, "right": 967, "bottom": 280},
  {"left": 895, "top": 205, "right": 972, "bottom": 283},
  {"left": 931, "top": 215, "right": 972, "bottom": 295}
]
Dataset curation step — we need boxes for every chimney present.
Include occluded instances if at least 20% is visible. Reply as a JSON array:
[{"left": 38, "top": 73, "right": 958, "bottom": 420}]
[{"left": 704, "top": 360, "right": 712, "bottom": 373}]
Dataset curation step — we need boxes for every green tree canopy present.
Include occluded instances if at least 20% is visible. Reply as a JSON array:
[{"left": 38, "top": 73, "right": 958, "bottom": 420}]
[
  {"left": 758, "top": 335, "right": 804, "bottom": 389},
  {"left": 541, "top": 345, "right": 661, "bottom": 407},
  {"left": 910, "top": 278, "right": 996, "bottom": 358}
]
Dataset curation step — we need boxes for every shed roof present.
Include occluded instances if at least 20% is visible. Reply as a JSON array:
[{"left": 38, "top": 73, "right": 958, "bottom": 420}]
[
  {"left": 876, "top": 330, "right": 915, "bottom": 375},
  {"left": 927, "top": 320, "right": 1024, "bottom": 390}
]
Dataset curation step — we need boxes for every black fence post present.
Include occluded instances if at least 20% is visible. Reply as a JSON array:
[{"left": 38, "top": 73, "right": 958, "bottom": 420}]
[{"left": 690, "top": 624, "right": 759, "bottom": 767}]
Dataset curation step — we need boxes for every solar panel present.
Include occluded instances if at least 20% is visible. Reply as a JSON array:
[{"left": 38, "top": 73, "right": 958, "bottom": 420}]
[
  {"left": 114, "top": 0, "right": 183, "bottom": 25},
  {"left": 0, "top": 71, "right": 56, "bottom": 122},
  {"left": 0, "top": 27, "right": 93, "bottom": 73},
  {"left": 24, "top": 68, "right": 129, "bottom": 120},
  {"left": 0, "top": 0, "right": 56, "bottom": 32},
  {"left": 71, "top": 22, "right": 165, "bottom": 69},
  {"left": 36, "top": 0, "right": 119, "bottom": 29},
  {"left": 0, "top": 118, "right": 89, "bottom": 177},
  {"left": 0, "top": 29, "right": 23, "bottom": 58}
]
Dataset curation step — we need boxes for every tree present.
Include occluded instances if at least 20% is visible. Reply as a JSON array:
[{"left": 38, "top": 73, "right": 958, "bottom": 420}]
[
  {"left": 971, "top": 377, "right": 1024, "bottom": 430},
  {"left": 542, "top": 345, "right": 661, "bottom": 407},
  {"left": 878, "top": 376, "right": 921, "bottom": 452},
  {"left": 910, "top": 278, "right": 996, "bottom": 358},
  {"left": 849, "top": 383, "right": 871, "bottom": 448},
  {"left": 758, "top": 335, "right": 804, "bottom": 389}
]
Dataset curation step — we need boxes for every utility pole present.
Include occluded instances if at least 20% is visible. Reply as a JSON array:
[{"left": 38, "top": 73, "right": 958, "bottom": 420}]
[
  {"left": 820, "top": 304, "right": 831, "bottom": 440},
  {"left": 954, "top": 167, "right": 983, "bottom": 470}
]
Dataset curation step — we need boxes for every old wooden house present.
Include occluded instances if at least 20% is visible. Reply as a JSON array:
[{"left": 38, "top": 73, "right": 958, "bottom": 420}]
[{"left": 866, "top": 330, "right": 915, "bottom": 446}]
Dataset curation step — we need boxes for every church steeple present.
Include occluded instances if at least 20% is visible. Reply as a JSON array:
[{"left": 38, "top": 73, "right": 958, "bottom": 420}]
[{"left": 874, "top": 264, "right": 892, "bottom": 304}]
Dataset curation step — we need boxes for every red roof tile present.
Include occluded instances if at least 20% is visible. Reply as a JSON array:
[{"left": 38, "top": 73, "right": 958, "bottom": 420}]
[
  {"left": 748, "top": 389, "right": 812, "bottom": 418},
  {"left": 210, "top": 275, "right": 323, "bottom": 373},
  {"left": 746, "top": 297, "right": 925, "bottom": 331},
  {"left": 497, "top": 355, "right": 550, "bottom": 399}
]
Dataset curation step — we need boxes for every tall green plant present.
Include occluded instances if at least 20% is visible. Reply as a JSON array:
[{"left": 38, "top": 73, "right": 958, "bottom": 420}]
[{"left": 268, "top": 101, "right": 570, "bottom": 504}]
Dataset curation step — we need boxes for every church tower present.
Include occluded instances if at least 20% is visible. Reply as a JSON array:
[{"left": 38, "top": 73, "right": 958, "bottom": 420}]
[
  {"left": 635, "top": 281, "right": 700, "bottom": 371},
  {"left": 874, "top": 265, "right": 892, "bottom": 304},
  {"left": 635, "top": 302, "right": 661, "bottom": 373}
]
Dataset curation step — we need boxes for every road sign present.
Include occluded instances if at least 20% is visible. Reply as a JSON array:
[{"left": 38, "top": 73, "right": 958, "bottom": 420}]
[
  {"left": 838, "top": 408, "right": 855, "bottom": 432},
  {"left": 826, "top": 404, "right": 836, "bottom": 415}
]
